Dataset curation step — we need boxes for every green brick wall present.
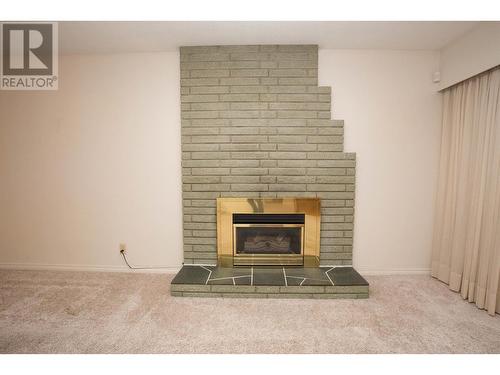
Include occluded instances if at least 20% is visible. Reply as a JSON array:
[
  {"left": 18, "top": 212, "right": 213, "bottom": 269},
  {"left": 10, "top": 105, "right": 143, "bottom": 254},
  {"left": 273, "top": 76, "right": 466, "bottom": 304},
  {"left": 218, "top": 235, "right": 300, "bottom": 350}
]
[{"left": 180, "top": 45, "right": 356, "bottom": 266}]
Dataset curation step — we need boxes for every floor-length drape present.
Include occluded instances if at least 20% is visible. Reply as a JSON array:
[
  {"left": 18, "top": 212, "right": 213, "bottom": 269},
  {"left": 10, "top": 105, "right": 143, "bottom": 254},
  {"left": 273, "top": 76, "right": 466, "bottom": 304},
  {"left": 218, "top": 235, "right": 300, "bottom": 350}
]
[{"left": 431, "top": 67, "right": 500, "bottom": 316}]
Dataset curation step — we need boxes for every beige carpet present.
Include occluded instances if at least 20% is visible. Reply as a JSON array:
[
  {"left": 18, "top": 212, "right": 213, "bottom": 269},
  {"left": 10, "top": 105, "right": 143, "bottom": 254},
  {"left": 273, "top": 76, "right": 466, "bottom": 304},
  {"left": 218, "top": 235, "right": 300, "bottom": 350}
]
[{"left": 0, "top": 270, "right": 499, "bottom": 354}]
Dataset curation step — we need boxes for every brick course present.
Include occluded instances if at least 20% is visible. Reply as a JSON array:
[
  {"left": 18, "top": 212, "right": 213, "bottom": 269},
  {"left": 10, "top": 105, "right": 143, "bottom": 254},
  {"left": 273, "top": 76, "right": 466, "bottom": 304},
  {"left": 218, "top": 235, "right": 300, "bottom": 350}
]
[{"left": 180, "top": 45, "right": 356, "bottom": 265}]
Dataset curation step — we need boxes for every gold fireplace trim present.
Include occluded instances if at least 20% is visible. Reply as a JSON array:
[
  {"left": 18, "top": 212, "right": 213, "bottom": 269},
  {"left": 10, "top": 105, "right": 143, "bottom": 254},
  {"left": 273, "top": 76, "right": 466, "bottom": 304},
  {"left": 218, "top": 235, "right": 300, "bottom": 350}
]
[{"left": 217, "top": 198, "right": 321, "bottom": 267}]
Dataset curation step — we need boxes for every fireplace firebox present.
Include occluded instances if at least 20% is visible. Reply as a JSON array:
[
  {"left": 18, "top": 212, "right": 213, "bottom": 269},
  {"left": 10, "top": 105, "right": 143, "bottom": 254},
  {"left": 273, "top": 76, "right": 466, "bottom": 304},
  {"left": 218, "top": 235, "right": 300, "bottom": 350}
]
[
  {"left": 217, "top": 198, "right": 320, "bottom": 267},
  {"left": 233, "top": 214, "right": 305, "bottom": 266}
]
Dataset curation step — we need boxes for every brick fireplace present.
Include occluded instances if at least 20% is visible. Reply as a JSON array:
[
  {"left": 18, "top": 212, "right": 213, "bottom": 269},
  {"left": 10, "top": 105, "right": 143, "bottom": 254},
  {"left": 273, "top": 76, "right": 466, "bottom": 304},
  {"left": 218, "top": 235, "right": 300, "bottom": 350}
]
[
  {"left": 181, "top": 44, "right": 355, "bottom": 267},
  {"left": 172, "top": 44, "right": 367, "bottom": 299}
]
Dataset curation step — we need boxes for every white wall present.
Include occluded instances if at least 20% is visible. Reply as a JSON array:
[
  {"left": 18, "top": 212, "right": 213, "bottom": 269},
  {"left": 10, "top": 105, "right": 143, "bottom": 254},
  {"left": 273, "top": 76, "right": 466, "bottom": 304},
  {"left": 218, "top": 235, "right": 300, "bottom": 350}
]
[
  {"left": 0, "top": 49, "right": 442, "bottom": 274},
  {"left": 0, "top": 52, "right": 183, "bottom": 272},
  {"left": 319, "top": 49, "right": 442, "bottom": 274},
  {"left": 439, "top": 22, "right": 500, "bottom": 90}
]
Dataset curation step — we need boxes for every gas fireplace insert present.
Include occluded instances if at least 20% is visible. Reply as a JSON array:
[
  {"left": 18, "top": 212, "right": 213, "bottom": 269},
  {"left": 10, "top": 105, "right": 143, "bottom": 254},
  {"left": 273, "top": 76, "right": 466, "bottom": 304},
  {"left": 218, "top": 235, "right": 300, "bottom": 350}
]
[{"left": 217, "top": 198, "right": 320, "bottom": 267}]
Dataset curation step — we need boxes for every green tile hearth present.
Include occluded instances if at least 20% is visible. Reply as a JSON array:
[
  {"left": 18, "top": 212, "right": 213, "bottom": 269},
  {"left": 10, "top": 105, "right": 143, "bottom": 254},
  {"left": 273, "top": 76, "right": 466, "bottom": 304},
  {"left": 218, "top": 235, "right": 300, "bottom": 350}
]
[{"left": 171, "top": 265, "right": 369, "bottom": 299}]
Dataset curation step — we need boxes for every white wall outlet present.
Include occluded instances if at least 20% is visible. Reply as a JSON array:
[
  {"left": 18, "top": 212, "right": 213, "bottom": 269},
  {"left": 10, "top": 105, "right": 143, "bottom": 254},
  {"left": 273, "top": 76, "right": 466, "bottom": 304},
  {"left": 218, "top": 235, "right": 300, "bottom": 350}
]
[{"left": 119, "top": 243, "right": 127, "bottom": 252}]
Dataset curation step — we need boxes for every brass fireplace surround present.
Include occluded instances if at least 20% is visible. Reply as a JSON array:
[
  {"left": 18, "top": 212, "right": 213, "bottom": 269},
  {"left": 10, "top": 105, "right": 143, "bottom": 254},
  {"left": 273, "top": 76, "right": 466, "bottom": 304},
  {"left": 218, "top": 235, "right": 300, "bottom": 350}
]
[{"left": 217, "top": 198, "right": 321, "bottom": 267}]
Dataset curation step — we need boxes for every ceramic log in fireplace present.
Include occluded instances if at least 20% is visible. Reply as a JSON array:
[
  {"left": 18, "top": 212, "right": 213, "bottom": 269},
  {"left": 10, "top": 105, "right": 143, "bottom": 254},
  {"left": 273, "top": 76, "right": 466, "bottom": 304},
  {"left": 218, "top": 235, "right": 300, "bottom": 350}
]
[{"left": 217, "top": 198, "right": 320, "bottom": 267}]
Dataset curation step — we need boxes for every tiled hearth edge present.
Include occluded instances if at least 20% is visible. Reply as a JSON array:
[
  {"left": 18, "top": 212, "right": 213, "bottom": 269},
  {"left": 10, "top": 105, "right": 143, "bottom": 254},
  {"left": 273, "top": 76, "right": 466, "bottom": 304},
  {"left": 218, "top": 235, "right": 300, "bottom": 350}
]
[
  {"left": 170, "top": 265, "right": 369, "bottom": 299},
  {"left": 181, "top": 45, "right": 356, "bottom": 266},
  {"left": 171, "top": 285, "right": 368, "bottom": 299}
]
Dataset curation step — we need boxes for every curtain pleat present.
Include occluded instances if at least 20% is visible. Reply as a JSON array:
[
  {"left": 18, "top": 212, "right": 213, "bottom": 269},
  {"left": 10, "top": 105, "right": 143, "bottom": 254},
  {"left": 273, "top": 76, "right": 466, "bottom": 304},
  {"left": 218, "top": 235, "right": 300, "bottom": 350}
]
[{"left": 431, "top": 67, "right": 500, "bottom": 315}]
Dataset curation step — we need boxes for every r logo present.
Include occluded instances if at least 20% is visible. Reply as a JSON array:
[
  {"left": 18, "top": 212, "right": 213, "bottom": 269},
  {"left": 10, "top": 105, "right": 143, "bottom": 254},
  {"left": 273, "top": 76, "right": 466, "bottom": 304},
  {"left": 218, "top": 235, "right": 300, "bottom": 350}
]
[
  {"left": 2, "top": 23, "right": 53, "bottom": 75},
  {"left": 1, "top": 22, "right": 58, "bottom": 90}
]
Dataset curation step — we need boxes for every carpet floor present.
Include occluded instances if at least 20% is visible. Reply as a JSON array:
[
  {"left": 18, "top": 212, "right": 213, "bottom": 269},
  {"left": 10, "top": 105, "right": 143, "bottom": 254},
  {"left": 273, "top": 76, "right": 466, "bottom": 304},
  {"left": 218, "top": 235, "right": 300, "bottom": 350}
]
[{"left": 0, "top": 270, "right": 499, "bottom": 353}]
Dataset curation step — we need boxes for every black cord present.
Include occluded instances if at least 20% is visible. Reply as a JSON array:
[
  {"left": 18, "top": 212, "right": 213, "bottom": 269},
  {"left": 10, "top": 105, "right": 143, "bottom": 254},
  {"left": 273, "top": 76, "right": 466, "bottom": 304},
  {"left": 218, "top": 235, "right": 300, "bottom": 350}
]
[{"left": 119, "top": 250, "right": 173, "bottom": 270}]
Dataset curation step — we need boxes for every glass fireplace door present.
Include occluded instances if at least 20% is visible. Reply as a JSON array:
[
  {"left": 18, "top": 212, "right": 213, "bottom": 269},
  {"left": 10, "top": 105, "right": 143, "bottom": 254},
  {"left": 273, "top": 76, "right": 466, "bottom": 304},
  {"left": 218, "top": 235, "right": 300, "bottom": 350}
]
[{"left": 233, "top": 224, "right": 304, "bottom": 266}]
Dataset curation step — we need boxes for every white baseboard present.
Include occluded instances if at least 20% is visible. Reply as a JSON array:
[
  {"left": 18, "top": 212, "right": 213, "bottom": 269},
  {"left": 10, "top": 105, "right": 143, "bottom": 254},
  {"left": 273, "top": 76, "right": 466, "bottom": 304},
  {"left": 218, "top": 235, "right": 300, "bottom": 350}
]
[
  {"left": 0, "top": 262, "right": 430, "bottom": 276},
  {"left": 357, "top": 268, "right": 431, "bottom": 276},
  {"left": 0, "top": 262, "right": 181, "bottom": 274}
]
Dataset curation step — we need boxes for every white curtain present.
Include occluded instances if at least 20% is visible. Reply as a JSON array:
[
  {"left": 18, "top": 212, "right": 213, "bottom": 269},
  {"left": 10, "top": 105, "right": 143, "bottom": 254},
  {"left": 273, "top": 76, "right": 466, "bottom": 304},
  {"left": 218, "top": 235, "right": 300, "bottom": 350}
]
[{"left": 431, "top": 67, "right": 500, "bottom": 316}]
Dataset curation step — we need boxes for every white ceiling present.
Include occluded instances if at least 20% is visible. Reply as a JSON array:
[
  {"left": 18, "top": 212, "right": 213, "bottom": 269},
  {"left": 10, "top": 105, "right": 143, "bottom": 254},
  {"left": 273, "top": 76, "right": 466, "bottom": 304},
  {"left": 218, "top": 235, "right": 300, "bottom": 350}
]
[{"left": 59, "top": 21, "right": 481, "bottom": 54}]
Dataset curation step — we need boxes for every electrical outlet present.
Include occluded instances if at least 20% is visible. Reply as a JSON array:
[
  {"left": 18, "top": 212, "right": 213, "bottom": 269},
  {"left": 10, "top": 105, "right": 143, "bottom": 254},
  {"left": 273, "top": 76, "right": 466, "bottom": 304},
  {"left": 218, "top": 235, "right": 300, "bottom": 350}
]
[{"left": 119, "top": 243, "right": 127, "bottom": 253}]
